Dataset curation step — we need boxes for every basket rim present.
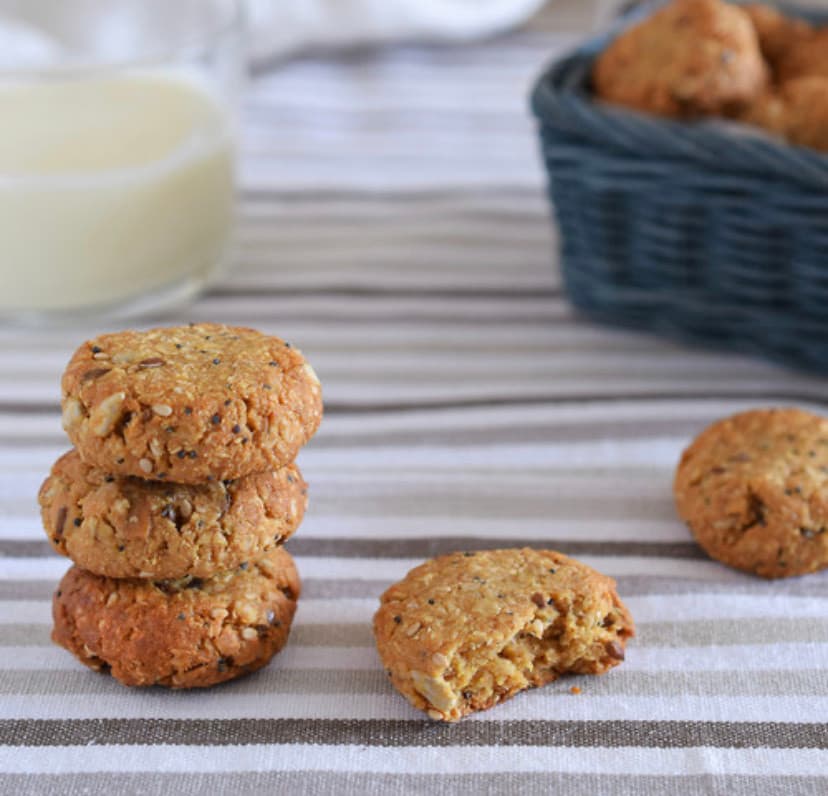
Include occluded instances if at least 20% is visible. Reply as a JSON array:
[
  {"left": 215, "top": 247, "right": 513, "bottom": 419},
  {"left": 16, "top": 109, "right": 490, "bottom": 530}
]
[{"left": 530, "top": 1, "right": 828, "bottom": 190}]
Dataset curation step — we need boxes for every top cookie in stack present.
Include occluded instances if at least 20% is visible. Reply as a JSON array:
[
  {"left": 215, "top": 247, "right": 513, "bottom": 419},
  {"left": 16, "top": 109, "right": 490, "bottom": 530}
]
[{"left": 60, "top": 323, "right": 322, "bottom": 483}]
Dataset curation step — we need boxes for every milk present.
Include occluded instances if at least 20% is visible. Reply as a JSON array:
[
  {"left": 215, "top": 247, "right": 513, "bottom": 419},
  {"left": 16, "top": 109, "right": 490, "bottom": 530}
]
[{"left": 0, "top": 72, "right": 235, "bottom": 313}]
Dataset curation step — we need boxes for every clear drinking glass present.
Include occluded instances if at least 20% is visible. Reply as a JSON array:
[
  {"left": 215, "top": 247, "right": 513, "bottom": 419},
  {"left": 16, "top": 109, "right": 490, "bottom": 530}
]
[{"left": 0, "top": 0, "right": 244, "bottom": 323}]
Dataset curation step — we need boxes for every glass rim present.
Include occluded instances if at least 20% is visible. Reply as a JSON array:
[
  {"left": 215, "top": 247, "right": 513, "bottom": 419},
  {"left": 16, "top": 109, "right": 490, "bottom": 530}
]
[{"left": 0, "top": 0, "right": 245, "bottom": 79}]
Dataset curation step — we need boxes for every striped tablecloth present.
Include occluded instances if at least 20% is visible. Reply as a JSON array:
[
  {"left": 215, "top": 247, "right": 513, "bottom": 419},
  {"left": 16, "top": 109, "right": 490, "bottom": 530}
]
[{"left": 2, "top": 1, "right": 828, "bottom": 793}]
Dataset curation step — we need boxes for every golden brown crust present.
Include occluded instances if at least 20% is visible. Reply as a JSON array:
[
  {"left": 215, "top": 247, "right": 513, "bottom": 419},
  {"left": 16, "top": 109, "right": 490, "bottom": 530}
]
[
  {"left": 777, "top": 77, "right": 828, "bottom": 152},
  {"left": 743, "top": 4, "right": 813, "bottom": 69},
  {"left": 775, "top": 28, "right": 828, "bottom": 83},
  {"left": 593, "top": 0, "right": 767, "bottom": 118},
  {"left": 39, "top": 449, "right": 307, "bottom": 580},
  {"left": 674, "top": 408, "right": 828, "bottom": 579},
  {"left": 739, "top": 77, "right": 828, "bottom": 153},
  {"left": 373, "top": 548, "right": 634, "bottom": 722},
  {"left": 61, "top": 323, "right": 323, "bottom": 483},
  {"left": 52, "top": 547, "right": 300, "bottom": 688}
]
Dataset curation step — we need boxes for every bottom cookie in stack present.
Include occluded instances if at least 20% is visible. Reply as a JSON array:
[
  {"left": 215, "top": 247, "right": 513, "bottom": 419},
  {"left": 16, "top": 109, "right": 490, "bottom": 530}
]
[{"left": 52, "top": 546, "right": 300, "bottom": 689}]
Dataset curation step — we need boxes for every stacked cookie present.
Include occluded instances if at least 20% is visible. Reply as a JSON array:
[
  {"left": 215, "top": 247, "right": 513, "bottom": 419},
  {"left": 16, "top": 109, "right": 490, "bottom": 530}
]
[{"left": 38, "top": 323, "right": 323, "bottom": 688}]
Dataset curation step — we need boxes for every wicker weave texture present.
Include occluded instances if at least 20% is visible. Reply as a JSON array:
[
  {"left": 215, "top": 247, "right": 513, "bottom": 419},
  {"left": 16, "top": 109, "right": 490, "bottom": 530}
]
[{"left": 531, "top": 2, "right": 828, "bottom": 371}]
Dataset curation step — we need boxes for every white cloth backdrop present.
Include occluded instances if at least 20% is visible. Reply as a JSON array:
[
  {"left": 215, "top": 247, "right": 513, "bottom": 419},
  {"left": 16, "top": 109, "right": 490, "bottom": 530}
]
[{"left": 246, "top": 0, "right": 549, "bottom": 60}]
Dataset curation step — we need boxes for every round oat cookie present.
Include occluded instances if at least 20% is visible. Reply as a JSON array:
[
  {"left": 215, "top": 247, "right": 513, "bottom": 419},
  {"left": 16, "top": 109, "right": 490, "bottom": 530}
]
[
  {"left": 61, "top": 323, "right": 323, "bottom": 483},
  {"left": 39, "top": 449, "right": 307, "bottom": 580},
  {"left": 593, "top": 0, "right": 767, "bottom": 118},
  {"left": 674, "top": 408, "right": 828, "bottom": 578},
  {"left": 775, "top": 27, "right": 828, "bottom": 83},
  {"left": 743, "top": 4, "right": 813, "bottom": 69},
  {"left": 52, "top": 546, "right": 300, "bottom": 688},
  {"left": 743, "top": 77, "right": 828, "bottom": 153},
  {"left": 373, "top": 548, "right": 634, "bottom": 722}
]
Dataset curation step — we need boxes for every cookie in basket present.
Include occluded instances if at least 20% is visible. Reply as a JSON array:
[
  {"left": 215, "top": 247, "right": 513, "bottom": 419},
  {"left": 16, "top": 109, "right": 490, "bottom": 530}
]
[
  {"left": 775, "top": 27, "right": 828, "bottom": 83},
  {"left": 674, "top": 408, "right": 828, "bottom": 578},
  {"left": 52, "top": 546, "right": 300, "bottom": 688},
  {"left": 61, "top": 323, "right": 323, "bottom": 484},
  {"left": 743, "top": 3, "right": 814, "bottom": 69},
  {"left": 593, "top": 0, "right": 767, "bottom": 118},
  {"left": 742, "top": 77, "right": 828, "bottom": 152},
  {"left": 374, "top": 548, "right": 634, "bottom": 721},
  {"left": 39, "top": 448, "right": 307, "bottom": 580}
]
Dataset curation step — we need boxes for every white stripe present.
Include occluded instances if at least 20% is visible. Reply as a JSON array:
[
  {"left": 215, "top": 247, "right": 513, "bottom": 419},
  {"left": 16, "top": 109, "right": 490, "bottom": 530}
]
[
  {"left": 0, "top": 396, "right": 803, "bottom": 441},
  {"left": 0, "top": 515, "right": 689, "bottom": 544},
  {"left": 3, "top": 594, "right": 825, "bottom": 627},
  {"left": 0, "top": 441, "right": 691, "bottom": 474},
  {"left": 0, "top": 691, "right": 824, "bottom": 723},
  {"left": 1, "top": 744, "right": 825, "bottom": 776},
  {"left": 297, "top": 556, "right": 733, "bottom": 581},
  {"left": 0, "top": 351, "right": 799, "bottom": 396},
  {"left": 297, "top": 517, "right": 686, "bottom": 542},
  {"left": 0, "top": 555, "right": 737, "bottom": 582},
  {"left": 5, "top": 643, "right": 828, "bottom": 674}
]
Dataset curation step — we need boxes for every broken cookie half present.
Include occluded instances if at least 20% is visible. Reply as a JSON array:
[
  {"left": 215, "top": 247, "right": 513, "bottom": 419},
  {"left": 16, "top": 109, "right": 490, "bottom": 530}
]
[{"left": 373, "top": 547, "right": 634, "bottom": 722}]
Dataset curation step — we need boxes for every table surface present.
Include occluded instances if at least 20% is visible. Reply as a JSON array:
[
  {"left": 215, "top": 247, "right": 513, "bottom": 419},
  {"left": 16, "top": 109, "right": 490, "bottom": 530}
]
[{"left": 2, "top": 1, "right": 828, "bottom": 793}]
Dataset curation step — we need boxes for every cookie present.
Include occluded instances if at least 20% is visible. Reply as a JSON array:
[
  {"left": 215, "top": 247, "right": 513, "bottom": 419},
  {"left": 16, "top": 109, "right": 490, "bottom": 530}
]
[
  {"left": 593, "top": 0, "right": 767, "bottom": 118},
  {"left": 674, "top": 408, "right": 828, "bottom": 578},
  {"left": 743, "top": 4, "right": 813, "bottom": 69},
  {"left": 744, "top": 77, "right": 828, "bottom": 152},
  {"left": 61, "top": 323, "right": 323, "bottom": 483},
  {"left": 52, "top": 546, "right": 300, "bottom": 688},
  {"left": 39, "top": 449, "right": 307, "bottom": 580},
  {"left": 775, "top": 28, "right": 828, "bottom": 83},
  {"left": 373, "top": 548, "right": 634, "bottom": 722}
]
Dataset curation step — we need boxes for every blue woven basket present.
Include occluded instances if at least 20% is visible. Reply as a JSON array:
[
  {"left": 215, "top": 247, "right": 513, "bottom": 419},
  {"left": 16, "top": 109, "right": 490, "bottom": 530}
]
[{"left": 530, "top": 2, "right": 828, "bottom": 371}]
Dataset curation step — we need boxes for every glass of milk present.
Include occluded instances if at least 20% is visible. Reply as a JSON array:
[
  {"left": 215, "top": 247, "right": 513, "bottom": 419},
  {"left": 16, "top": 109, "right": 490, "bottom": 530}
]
[{"left": 0, "top": 0, "right": 243, "bottom": 322}]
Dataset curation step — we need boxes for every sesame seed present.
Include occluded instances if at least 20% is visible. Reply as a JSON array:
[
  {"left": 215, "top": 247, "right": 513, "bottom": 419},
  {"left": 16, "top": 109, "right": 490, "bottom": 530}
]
[
  {"left": 232, "top": 424, "right": 241, "bottom": 434},
  {"left": 91, "top": 346, "right": 102, "bottom": 354},
  {"left": 211, "top": 413, "right": 221, "bottom": 425},
  {"left": 212, "top": 358, "right": 221, "bottom": 365},
  {"left": 177, "top": 451, "right": 186, "bottom": 459},
  {"left": 138, "top": 458, "right": 153, "bottom": 474},
  {"left": 73, "top": 518, "right": 81, "bottom": 527},
  {"left": 138, "top": 358, "right": 165, "bottom": 369},
  {"left": 152, "top": 404, "right": 173, "bottom": 417}
]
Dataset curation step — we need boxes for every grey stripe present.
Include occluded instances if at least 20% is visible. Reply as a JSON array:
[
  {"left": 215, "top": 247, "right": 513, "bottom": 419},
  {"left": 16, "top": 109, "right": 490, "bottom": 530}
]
[
  {"left": 7, "top": 574, "right": 828, "bottom": 602},
  {"left": 0, "top": 718, "right": 825, "bottom": 749},
  {"left": 1, "top": 773, "right": 825, "bottom": 796},
  {"left": 2, "top": 668, "right": 826, "bottom": 699},
  {"left": 284, "top": 537, "right": 707, "bottom": 559},
  {"left": 6, "top": 618, "right": 827, "bottom": 649},
  {"left": 0, "top": 538, "right": 707, "bottom": 560}
]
